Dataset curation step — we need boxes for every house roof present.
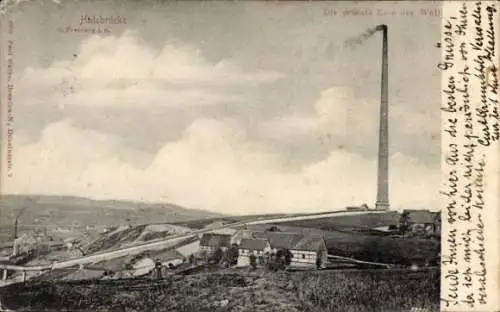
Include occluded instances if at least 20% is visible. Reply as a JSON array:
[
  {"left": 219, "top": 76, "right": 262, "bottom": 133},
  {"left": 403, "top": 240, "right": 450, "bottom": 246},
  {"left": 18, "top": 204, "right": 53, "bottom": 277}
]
[
  {"left": 239, "top": 238, "right": 268, "bottom": 250},
  {"left": 266, "top": 232, "right": 304, "bottom": 250},
  {"left": 252, "top": 232, "right": 326, "bottom": 252},
  {"left": 252, "top": 232, "right": 269, "bottom": 240},
  {"left": 232, "top": 229, "right": 254, "bottom": 239},
  {"left": 404, "top": 210, "right": 436, "bottom": 224},
  {"left": 294, "top": 235, "right": 327, "bottom": 252},
  {"left": 199, "top": 233, "right": 232, "bottom": 248}
]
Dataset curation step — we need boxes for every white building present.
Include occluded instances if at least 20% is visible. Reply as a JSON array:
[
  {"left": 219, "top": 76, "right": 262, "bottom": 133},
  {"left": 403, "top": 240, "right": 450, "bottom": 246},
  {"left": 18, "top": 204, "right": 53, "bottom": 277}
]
[
  {"left": 253, "top": 232, "right": 328, "bottom": 269},
  {"left": 237, "top": 238, "right": 271, "bottom": 267}
]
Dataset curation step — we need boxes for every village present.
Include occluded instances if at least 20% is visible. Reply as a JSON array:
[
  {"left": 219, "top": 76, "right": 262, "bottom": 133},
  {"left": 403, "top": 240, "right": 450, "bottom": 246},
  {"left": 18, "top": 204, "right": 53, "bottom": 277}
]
[
  {"left": 0, "top": 208, "right": 441, "bottom": 285},
  {"left": 0, "top": 198, "right": 442, "bottom": 312},
  {"left": 148, "top": 208, "right": 440, "bottom": 276}
]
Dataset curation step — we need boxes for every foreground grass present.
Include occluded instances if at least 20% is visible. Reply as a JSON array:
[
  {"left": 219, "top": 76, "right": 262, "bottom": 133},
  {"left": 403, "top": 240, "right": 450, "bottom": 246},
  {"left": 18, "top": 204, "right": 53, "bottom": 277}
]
[
  {"left": 0, "top": 268, "right": 439, "bottom": 312},
  {"left": 293, "top": 269, "right": 439, "bottom": 312}
]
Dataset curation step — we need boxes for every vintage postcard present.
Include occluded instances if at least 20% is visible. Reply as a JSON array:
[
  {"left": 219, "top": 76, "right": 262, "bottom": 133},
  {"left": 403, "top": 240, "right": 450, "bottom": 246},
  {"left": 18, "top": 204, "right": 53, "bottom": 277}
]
[{"left": 0, "top": 1, "right": 498, "bottom": 311}]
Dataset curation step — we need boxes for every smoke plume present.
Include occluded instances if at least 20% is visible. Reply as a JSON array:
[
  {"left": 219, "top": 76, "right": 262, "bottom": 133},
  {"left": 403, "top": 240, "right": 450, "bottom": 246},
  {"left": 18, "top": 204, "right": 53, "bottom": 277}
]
[{"left": 344, "top": 25, "right": 384, "bottom": 49}]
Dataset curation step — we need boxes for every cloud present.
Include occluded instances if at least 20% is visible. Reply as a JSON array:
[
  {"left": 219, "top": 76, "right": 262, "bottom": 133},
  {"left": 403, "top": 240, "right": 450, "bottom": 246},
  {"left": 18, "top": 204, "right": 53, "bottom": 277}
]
[
  {"left": 262, "top": 87, "right": 377, "bottom": 138},
  {"left": 17, "top": 30, "right": 284, "bottom": 109},
  {"left": 6, "top": 28, "right": 439, "bottom": 215},
  {"left": 261, "top": 115, "right": 319, "bottom": 140},
  {"left": 260, "top": 85, "right": 439, "bottom": 162},
  {"left": 5, "top": 117, "right": 440, "bottom": 215}
]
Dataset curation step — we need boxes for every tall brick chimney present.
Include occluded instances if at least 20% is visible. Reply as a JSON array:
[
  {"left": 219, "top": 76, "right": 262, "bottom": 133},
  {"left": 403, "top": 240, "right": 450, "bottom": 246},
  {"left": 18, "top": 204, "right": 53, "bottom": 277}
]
[{"left": 375, "top": 24, "right": 390, "bottom": 211}]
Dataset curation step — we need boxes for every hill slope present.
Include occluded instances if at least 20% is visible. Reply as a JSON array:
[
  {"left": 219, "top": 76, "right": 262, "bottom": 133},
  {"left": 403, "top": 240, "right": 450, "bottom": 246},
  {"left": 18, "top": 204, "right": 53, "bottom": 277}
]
[
  {"left": 278, "top": 211, "right": 401, "bottom": 231},
  {"left": 0, "top": 195, "right": 222, "bottom": 244},
  {"left": 0, "top": 195, "right": 222, "bottom": 229},
  {"left": 84, "top": 223, "right": 193, "bottom": 254}
]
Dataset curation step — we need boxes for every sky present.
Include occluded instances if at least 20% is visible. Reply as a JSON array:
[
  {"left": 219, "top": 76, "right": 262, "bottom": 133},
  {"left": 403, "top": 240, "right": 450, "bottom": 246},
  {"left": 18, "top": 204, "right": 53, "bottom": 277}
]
[{"left": 1, "top": 0, "right": 442, "bottom": 215}]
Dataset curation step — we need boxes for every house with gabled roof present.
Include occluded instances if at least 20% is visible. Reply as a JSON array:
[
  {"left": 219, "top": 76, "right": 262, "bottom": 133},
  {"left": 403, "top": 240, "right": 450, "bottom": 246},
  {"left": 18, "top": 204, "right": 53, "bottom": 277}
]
[
  {"left": 403, "top": 209, "right": 438, "bottom": 235},
  {"left": 248, "top": 232, "right": 328, "bottom": 269},
  {"left": 205, "top": 228, "right": 253, "bottom": 245},
  {"left": 199, "top": 233, "right": 232, "bottom": 255},
  {"left": 237, "top": 238, "right": 271, "bottom": 267}
]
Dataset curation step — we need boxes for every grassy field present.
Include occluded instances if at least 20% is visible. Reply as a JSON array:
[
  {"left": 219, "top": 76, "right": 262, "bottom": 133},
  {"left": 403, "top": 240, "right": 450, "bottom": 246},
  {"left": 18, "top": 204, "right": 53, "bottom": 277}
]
[
  {"left": 173, "top": 211, "right": 399, "bottom": 230},
  {"left": 0, "top": 268, "right": 440, "bottom": 312},
  {"left": 280, "top": 211, "right": 401, "bottom": 231},
  {"left": 322, "top": 231, "right": 439, "bottom": 265}
]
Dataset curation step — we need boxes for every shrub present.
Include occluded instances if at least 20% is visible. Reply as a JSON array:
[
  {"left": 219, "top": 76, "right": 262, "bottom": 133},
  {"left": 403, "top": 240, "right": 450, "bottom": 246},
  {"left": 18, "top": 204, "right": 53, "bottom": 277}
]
[{"left": 249, "top": 254, "right": 257, "bottom": 270}]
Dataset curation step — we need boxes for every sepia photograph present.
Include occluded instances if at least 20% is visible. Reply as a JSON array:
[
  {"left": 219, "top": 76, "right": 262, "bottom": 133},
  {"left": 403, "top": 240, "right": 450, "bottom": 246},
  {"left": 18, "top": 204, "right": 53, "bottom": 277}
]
[{"left": 0, "top": 1, "right": 444, "bottom": 311}]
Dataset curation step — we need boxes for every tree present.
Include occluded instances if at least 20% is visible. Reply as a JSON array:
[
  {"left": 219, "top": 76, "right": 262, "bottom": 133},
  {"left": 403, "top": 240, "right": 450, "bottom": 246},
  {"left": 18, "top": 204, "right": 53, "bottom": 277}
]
[
  {"left": 316, "top": 257, "right": 322, "bottom": 270},
  {"left": 249, "top": 253, "right": 257, "bottom": 270},
  {"left": 287, "top": 253, "right": 293, "bottom": 266},
  {"left": 266, "top": 252, "right": 278, "bottom": 271},
  {"left": 275, "top": 248, "right": 293, "bottom": 269},
  {"left": 212, "top": 248, "right": 224, "bottom": 263},
  {"left": 225, "top": 244, "right": 239, "bottom": 266},
  {"left": 399, "top": 211, "right": 411, "bottom": 235},
  {"left": 267, "top": 226, "right": 281, "bottom": 232}
]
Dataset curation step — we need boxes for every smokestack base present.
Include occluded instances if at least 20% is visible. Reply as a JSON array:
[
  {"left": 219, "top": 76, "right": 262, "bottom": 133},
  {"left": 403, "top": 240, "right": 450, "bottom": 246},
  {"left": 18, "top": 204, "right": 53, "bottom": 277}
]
[{"left": 375, "top": 201, "right": 389, "bottom": 211}]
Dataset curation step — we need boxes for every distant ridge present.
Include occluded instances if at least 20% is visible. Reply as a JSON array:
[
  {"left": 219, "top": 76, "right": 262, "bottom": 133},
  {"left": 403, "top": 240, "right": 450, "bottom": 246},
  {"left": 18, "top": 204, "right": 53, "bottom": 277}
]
[{"left": 0, "top": 194, "right": 224, "bottom": 229}]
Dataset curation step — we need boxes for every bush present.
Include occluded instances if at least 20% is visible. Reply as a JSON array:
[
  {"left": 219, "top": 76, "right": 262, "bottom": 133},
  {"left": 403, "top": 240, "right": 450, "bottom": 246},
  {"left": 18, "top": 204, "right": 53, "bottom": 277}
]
[
  {"left": 225, "top": 244, "right": 239, "bottom": 266},
  {"left": 249, "top": 254, "right": 257, "bottom": 270}
]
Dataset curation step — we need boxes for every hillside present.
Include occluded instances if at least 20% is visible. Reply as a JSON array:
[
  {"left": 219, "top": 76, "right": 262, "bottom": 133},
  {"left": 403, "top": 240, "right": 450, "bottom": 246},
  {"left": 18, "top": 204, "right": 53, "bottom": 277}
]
[
  {"left": 11, "top": 223, "right": 197, "bottom": 269},
  {"left": 175, "top": 210, "right": 402, "bottom": 231},
  {"left": 278, "top": 211, "right": 401, "bottom": 231},
  {"left": 83, "top": 223, "right": 193, "bottom": 254},
  {"left": 173, "top": 213, "right": 295, "bottom": 229},
  {"left": 0, "top": 195, "right": 222, "bottom": 241}
]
